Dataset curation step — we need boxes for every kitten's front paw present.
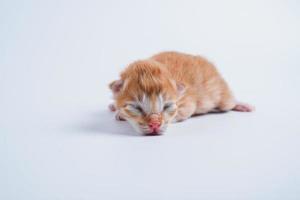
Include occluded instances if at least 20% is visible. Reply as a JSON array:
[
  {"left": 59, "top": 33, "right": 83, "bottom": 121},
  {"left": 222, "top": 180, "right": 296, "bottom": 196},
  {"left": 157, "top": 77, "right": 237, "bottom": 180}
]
[
  {"left": 173, "top": 116, "right": 188, "bottom": 123},
  {"left": 115, "top": 112, "right": 126, "bottom": 121}
]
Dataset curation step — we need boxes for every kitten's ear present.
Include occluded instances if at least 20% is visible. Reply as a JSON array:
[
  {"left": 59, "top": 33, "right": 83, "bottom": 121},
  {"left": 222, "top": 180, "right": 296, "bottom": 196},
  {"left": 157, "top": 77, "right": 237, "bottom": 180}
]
[
  {"left": 176, "top": 82, "right": 186, "bottom": 95},
  {"left": 109, "top": 79, "right": 124, "bottom": 94}
]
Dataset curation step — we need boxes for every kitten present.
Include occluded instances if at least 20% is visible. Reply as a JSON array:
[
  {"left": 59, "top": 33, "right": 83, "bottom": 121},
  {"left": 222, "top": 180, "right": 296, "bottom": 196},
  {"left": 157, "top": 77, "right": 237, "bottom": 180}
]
[{"left": 109, "top": 51, "right": 254, "bottom": 135}]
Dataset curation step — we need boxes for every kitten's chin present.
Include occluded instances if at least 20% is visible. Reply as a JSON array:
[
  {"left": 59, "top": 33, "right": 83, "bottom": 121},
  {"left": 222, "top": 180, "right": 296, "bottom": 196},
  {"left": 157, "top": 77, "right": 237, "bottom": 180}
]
[
  {"left": 139, "top": 128, "right": 165, "bottom": 136},
  {"left": 142, "top": 125, "right": 167, "bottom": 136}
]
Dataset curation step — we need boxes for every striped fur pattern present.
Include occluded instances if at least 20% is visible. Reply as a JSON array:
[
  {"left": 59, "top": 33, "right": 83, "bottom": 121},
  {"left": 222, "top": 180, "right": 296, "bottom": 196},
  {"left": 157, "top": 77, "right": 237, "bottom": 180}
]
[{"left": 109, "top": 51, "right": 253, "bottom": 135}]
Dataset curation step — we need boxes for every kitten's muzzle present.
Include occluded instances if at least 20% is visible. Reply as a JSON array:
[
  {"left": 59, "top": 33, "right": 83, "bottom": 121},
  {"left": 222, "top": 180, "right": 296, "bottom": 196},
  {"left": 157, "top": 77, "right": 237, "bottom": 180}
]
[{"left": 147, "top": 114, "right": 162, "bottom": 135}]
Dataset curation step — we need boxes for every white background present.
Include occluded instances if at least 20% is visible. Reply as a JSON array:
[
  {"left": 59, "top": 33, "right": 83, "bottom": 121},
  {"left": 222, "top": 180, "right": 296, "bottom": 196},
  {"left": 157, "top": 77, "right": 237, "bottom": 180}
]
[{"left": 1, "top": 0, "right": 300, "bottom": 199}]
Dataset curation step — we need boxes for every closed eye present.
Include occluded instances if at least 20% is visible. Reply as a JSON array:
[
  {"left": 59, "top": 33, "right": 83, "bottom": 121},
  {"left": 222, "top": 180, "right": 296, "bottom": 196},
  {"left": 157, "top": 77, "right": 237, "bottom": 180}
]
[
  {"left": 163, "top": 102, "right": 175, "bottom": 111},
  {"left": 126, "top": 103, "right": 144, "bottom": 115},
  {"left": 134, "top": 105, "right": 144, "bottom": 113}
]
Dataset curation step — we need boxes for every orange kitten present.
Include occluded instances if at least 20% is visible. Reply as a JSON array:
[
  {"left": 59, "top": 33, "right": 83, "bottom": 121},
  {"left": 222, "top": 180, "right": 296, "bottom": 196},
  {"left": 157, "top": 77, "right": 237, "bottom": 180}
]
[{"left": 109, "top": 51, "right": 254, "bottom": 135}]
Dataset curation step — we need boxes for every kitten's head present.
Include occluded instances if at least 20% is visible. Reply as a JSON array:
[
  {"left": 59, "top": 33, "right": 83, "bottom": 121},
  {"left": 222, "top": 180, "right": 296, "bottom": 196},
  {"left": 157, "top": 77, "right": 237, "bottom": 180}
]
[{"left": 109, "top": 60, "right": 185, "bottom": 135}]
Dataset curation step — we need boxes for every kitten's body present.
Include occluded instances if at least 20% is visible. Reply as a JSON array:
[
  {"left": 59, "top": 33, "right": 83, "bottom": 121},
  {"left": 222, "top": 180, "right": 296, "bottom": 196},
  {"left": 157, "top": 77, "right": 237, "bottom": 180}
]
[
  {"left": 109, "top": 51, "right": 253, "bottom": 135},
  {"left": 151, "top": 52, "right": 239, "bottom": 121}
]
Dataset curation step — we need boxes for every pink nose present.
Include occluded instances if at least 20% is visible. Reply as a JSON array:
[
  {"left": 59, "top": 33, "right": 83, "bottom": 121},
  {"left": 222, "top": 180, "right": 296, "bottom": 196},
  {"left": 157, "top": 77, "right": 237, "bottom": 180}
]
[{"left": 148, "top": 122, "right": 161, "bottom": 132}]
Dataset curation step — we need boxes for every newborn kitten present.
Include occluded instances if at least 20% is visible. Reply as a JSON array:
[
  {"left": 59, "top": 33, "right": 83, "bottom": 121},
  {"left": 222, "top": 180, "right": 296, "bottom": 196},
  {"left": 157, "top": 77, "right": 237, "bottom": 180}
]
[{"left": 109, "top": 51, "right": 254, "bottom": 135}]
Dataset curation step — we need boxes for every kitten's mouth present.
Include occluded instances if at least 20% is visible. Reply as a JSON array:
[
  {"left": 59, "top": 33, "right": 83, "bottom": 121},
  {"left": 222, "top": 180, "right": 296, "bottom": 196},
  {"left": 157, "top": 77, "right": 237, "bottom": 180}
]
[
  {"left": 139, "top": 124, "right": 167, "bottom": 136},
  {"left": 144, "top": 127, "right": 166, "bottom": 136},
  {"left": 145, "top": 131, "right": 163, "bottom": 136}
]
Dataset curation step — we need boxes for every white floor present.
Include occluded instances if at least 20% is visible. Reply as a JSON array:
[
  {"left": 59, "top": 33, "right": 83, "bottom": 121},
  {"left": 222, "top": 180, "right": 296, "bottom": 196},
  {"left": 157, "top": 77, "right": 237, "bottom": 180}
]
[{"left": 1, "top": 0, "right": 300, "bottom": 199}]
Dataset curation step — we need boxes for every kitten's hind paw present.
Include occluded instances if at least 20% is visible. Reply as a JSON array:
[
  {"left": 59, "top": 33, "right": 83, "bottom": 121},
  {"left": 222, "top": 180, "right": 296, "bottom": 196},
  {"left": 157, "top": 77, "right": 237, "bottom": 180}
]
[{"left": 233, "top": 102, "right": 255, "bottom": 112}]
